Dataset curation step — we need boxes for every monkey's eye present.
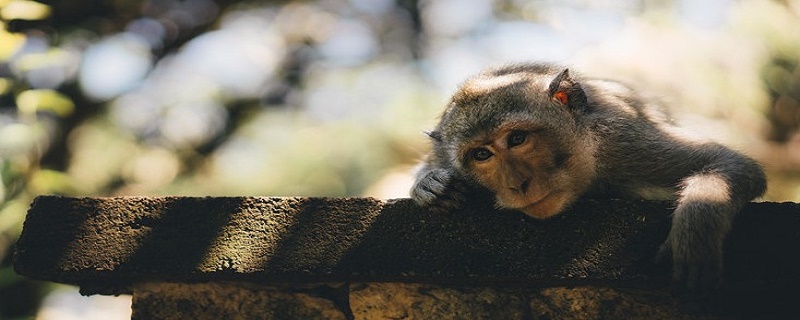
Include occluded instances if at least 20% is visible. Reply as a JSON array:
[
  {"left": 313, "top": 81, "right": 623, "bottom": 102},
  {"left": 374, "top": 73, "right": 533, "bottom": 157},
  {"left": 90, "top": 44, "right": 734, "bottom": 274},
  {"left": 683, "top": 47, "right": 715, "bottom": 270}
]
[
  {"left": 507, "top": 131, "right": 528, "bottom": 148},
  {"left": 470, "top": 147, "right": 493, "bottom": 161}
]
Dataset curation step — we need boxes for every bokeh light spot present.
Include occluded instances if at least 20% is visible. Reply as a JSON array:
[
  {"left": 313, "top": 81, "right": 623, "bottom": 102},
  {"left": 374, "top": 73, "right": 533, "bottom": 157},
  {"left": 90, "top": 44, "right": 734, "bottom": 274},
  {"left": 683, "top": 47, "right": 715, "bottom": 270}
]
[{"left": 79, "top": 33, "right": 153, "bottom": 101}]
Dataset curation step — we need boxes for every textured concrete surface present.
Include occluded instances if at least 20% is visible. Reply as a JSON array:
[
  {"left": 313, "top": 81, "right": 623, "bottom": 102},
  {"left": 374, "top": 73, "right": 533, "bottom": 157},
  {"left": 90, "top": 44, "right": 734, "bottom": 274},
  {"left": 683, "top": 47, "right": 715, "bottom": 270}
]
[{"left": 13, "top": 196, "right": 800, "bottom": 296}]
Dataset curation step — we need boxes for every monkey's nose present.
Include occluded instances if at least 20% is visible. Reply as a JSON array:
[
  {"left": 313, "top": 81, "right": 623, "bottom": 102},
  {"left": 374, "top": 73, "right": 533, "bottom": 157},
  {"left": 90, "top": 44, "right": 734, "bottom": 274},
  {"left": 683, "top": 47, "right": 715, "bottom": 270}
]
[{"left": 510, "top": 179, "right": 530, "bottom": 194}]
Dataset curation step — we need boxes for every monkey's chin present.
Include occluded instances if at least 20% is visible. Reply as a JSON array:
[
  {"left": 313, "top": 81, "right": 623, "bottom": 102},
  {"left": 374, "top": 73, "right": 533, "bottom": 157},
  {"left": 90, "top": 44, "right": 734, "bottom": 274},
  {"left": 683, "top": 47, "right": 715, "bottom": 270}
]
[{"left": 515, "top": 192, "right": 571, "bottom": 220}]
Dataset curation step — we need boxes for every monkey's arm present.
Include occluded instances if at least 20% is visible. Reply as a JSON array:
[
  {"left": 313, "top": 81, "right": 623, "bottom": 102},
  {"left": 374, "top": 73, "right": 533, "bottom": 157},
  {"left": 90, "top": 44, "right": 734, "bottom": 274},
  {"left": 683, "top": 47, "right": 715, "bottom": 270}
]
[
  {"left": 664, "top": 143, "right": 765, "bottom": 291},
  {"left": 605, "top": 131, "right": 766, "bottom": 291}
]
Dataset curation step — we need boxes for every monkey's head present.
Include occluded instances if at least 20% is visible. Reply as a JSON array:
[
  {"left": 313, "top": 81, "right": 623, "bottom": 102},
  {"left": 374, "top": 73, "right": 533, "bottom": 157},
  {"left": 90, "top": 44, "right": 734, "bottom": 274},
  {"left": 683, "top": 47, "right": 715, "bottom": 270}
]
[{"left": 429, "top": 64, "right": 598, "bottom": 219}]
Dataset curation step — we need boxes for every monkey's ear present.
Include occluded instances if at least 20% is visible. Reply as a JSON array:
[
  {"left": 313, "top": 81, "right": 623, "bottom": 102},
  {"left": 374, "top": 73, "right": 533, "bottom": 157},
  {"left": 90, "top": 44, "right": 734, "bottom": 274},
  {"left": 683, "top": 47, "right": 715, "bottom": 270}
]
[
  {"left": 548, "top": 69, "right": 588, "bottom": 110},
  {"left": 425, "top": 130, "right": 442, "bottom": 142}
]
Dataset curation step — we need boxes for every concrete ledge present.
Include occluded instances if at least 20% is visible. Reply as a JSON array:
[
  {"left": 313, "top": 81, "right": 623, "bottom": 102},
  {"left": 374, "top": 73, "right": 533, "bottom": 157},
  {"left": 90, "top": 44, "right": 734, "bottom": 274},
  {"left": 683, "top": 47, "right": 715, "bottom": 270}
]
[{"left": 13, "top": 196, "right": 800, "bottom": 295}]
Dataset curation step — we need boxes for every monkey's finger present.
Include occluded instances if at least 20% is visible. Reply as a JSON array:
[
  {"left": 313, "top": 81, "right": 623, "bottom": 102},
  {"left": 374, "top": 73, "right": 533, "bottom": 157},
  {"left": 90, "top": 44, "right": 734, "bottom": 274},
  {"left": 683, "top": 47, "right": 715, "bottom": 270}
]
[
  {"left": 411, "top": 187, "right": 440, "bottom": 207},
  {"left": 689, "top": 260, "right": 722, "bottom": 293},
  {"left": 684, "top": 266, "right": 700, "bottom": 292},
  {"left": 448, "top": 179, "right": 470, "bottom": 193},
  {"left": 433, "top": 194, "right": 464, "bottom": 213},
  {"left": 427, "top": 204, "right": 452, "bottom": 214},
  {"left": 671, "top": 253, "right": 688, "bottom": 284},
  {"left": 428, "top": 168, "right": 453, "bottom": 185},
  {"left": 448, "top": 187, "right": 470, "bottom": 204},
  {"left": 654, "top": 241, "right": 672, "bottom": 264},
  {"left": 411, "top": 176, "right": 450, "bottom": 206}
]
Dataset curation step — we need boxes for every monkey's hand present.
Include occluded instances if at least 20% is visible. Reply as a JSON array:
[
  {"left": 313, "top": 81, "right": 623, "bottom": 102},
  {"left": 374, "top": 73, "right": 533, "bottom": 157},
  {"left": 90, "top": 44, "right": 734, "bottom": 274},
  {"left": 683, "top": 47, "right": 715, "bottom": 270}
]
[
  {"left": 658, "top": 201, "right": 734, "bottom": 293},
  {"left": 410, "top": 168, "right": 471, "bottom": 213}
]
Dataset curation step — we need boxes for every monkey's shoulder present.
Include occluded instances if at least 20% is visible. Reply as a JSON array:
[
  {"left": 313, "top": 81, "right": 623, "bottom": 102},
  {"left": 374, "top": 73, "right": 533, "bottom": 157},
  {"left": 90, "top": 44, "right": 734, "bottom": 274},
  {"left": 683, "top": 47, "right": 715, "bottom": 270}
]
[{"left": 583, "top": 79, "right": 672, "bottom": 125}]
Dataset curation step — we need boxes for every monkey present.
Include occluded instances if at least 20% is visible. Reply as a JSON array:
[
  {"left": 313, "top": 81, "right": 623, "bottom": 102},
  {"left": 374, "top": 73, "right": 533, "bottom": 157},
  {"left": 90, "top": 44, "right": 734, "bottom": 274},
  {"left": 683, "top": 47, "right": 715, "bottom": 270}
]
[{"left": 410, "top": 62, "right": 767, "bottom": 292}]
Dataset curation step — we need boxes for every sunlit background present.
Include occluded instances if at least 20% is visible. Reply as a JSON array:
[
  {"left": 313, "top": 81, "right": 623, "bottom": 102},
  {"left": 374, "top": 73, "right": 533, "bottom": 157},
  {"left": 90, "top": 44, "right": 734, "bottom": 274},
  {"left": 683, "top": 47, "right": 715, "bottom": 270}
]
[{"left": 1, "top": 0, "right": 799, "bottom": 318}]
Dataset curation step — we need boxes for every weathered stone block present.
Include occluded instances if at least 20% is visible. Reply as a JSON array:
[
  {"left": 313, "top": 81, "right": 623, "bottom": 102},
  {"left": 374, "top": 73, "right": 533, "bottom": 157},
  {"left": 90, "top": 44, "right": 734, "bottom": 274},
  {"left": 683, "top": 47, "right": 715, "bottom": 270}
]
[
  {"left": 350, "top": 283, "right": 527, "bottom": 320},
  {"left": 132, "top": 282, "right": 345, "bottom": 320},
  {"left": 529, "top": 287, "right": 703, "bottom": 320}
]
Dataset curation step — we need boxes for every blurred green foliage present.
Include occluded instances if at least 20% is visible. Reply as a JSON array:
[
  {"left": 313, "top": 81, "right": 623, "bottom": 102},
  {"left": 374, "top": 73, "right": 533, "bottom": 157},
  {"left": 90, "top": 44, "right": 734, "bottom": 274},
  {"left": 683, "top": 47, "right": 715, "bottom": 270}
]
[{"left": 0, "top": 0, "right": 799, "bottom": 318}]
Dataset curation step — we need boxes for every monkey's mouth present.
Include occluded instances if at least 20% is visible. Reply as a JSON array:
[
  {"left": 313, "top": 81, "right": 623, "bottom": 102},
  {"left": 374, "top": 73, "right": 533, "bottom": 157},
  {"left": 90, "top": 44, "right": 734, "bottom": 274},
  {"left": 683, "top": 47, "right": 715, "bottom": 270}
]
[
  {"left": 498, "top": 190, "right": 549, "bottom": 210},
  {"left": 515, "top": 191, "right": 568, "bottom": 220},
  {"left": 521, "top": 192, "right": 551, "bottom": 207}
]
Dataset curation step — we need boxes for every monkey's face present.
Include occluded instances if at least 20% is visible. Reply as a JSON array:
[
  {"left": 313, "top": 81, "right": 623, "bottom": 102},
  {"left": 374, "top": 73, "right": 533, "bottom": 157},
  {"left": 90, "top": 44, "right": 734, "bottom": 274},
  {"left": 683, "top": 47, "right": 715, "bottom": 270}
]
[
  {"left": 433, "top": 65, "right": 597, "bottom": 219},
  {"left": 460, "top": 124, "right": 585, "bottom": 219}
]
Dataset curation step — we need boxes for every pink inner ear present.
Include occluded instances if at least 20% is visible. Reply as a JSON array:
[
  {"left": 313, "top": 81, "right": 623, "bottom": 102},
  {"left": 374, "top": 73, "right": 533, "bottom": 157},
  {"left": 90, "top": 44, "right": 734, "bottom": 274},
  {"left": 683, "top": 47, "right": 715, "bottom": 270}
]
[{"left": 554, "top": 91, "right": 568, "bottom": 104}]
